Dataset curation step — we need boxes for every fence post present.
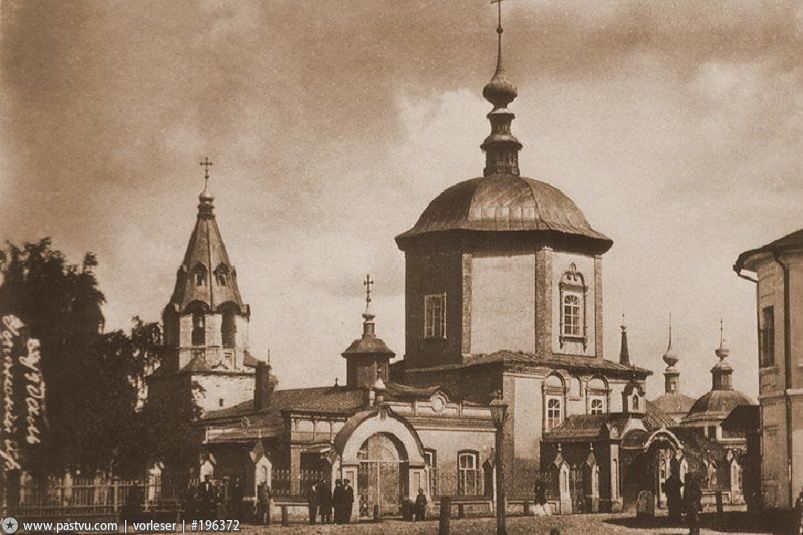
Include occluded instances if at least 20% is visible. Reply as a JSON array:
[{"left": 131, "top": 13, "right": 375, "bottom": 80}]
[
  {"left": 715, "top": 491, "right": 723, "bottom": 516},
  {"left": 281, "top": 505, "right": 289, "bottom": 526},
  {"left": 373, "top": 504, "right": 379, "bottom": 522},
  {"left": 439, "top": 497, "right": 451, "bottom": 535},
  {"left": 458, "top": 503, "right": 464, "bottom": 519},
  {"left": 113, "top": 479, "right": 118, "bottom": 517}
]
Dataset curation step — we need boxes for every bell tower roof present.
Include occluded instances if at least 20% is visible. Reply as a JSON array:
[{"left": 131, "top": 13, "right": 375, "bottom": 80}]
[{"left": 167, "top": 158, "right": 247, "bottom": 315}]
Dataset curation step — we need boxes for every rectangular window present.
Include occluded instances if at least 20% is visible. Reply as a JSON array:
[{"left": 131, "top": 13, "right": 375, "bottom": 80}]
[
  {"left": 546, "top": 396, "right": 563, "bottom": 430},
  {"left": 561, "top": 293, "right": 583, "bottom": 337},
  {"left": 457, "top": 451, "right": 481, "bottom": 496},
  {"left": 424, "top": 293, "right": 446, "bottom": 338},
  {"left": 760, "top": 306, "right": 775, "bottom": 367},
  {"left": 425, "top": 449, "right": 438, "bottom": 497}
]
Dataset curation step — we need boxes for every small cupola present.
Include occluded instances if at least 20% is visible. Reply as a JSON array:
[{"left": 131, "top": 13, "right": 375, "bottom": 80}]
[
  {"left": 711, "top": 320, "right": 734, "bottom": 391},
  {"left": 341, "top": 275, "right": 395, "bottom": 389}
]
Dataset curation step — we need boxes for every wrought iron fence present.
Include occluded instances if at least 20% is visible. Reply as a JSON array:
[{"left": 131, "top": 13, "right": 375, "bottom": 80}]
[
  {"left": 269, "top": 468, "right": 325, "bottom": 498},
  {"left": 10, "top": 475, "right": 181, "bottom": 519}
]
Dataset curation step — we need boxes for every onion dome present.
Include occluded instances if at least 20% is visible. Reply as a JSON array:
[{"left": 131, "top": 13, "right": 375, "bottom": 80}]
[
  {"left": 342, "top": 275, "right": 395, "bottom": 389},
  {"left": 395, "top": 8, "right": 611, "bottom": 254},
  {"left": 685, "top": 322, "right": 755, "bottom": 421}
]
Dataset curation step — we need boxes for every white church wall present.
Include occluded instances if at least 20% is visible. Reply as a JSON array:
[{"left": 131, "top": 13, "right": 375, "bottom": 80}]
[
  {"left": 194, "top": 374, "right": 255, "bottom": 412},
  {"left": 510, "top": 373, "right": 543, "bottom": 467},
  {"left": 470, "top": 253, "right": 536, "bottom": 354}
]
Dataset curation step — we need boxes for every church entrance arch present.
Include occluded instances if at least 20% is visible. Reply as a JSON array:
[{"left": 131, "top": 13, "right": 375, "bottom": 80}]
[{"left": 356, "top": 433, "right": 408, "bottom": 517}]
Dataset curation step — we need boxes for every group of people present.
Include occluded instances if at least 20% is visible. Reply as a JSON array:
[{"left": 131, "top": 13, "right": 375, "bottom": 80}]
[
  {"left": 662, "top": 469, "right": 703, "bottom": 535},
  {"left": 181, "top": 475, "right": 245, "bottom": 521},
  {"left": 305, "top": 479, "right": 354, "bottom": 524}
]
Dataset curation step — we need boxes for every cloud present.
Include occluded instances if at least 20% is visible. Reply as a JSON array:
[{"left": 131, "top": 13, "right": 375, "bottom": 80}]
[{"left": 1, "top": 0, "right": 800, "bottom": 398}]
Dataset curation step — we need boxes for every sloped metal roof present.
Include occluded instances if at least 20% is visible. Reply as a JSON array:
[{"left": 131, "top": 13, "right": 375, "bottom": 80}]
[{"left": 396, "top": 175, "right": 612, "bottom": 252}]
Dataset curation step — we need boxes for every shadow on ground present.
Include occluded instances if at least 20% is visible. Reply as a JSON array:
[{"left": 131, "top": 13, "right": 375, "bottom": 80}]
[{"left": 605, "top": 511, "right": 790, "bottom": 534}]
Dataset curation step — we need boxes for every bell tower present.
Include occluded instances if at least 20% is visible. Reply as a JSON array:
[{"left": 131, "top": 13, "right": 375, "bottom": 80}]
[{"left": 155, "top": 159, "right": 256, "bottom": 412}]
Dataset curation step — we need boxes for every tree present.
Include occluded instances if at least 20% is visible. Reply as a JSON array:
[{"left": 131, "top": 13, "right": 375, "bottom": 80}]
[{"left": 0, "top": 239, "right": 168, "bottom": 475}]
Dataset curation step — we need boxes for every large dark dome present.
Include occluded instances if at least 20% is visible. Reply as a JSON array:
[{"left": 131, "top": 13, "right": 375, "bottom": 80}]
[
  {"left": 396, "top": 174, "right": 611, "bottom": 252},
  {"left": 686, "top": 389, "right": 754, "bottom": 420}
]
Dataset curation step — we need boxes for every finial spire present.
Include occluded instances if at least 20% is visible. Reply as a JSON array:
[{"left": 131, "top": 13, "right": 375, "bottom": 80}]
[
  {"left": 363, "top": 274, "right": 375, "bottom": 320},
  {"left": 662, "top": 313, "right": 678, "bottom": 367},
  {"left": 715, "top": 318, "right": 730, "bottom": 360},
  {"left": 482, "top": 0, "right": 521, "bottom": 177},
  {"left": 619, "top": 316, "right": 630, "bottom": 366},
  {"left": 198, "top": 157, "right": 215, "bottom": 214}
]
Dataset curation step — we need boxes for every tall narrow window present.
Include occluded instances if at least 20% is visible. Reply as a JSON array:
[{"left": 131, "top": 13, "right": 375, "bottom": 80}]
[
  {"left": 632, "top": 395, "right": 639, "bottom": 410},
  {"left": 457, "top": 451, "right": 480, "bottom": 496},
  {"left": 424, "top": 294, "right": 446, "bottom": 339},
  {"left": 214, "top": 264, "right": 229, "bottom": 287},
  {"left": 425, "top": 449, "right": 438, "bottom": 497},
  {"left": 192, "top": 312, "right": 205, "bottom": 346},
  {"left": 193, "top": 264, "right": 207, "bottom": 286},
  {"left": 562, "top": 294, "right": 582, "bottom": 336},
  {"left": 546, "top": 397, "right": 563, "bottom": 430},
  {"left": 760, "top": 306, "right": 775, "bottom": 367},
  {"left": 222, "top": 309, "right": 237, "bottom": 349},
  {"left": 559, "top": 264, "right": 587, "bottom": 348}
]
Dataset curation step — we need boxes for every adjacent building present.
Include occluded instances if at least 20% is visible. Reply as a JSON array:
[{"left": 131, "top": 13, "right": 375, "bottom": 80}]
[{"left": 735, "top": 228, "right": 803, "bottom": 509}]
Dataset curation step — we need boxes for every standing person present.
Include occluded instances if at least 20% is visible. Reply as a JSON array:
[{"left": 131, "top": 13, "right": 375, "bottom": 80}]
[
  {"left": 200, "top": 476, "right": 215, "bottom": 520},
  {"left": 214, "top": 481, "right": 227, "bottom": 521},
  {"left": 684, "top": 472, "right": 702, "bottom": 535},
  {"left": 180, "top": 481, "right": 195, "bottom": 522},
  {"left": 533, "top": 480, "right": 548, "bottom": 516},
  {"left": 229, "top": 477, "right": 244, "bottom": 521},
  {"left": 664, "top": 470, "right": 684, "bottom": 524},
  {"left": 306, "top": 481, "right": 319, "bottom": 525},
  {"left": 343, "top": 479, "right": 355, "bottom": 524},
  {"left": 257, "top": 481, "right": 272, "bottom": 525},
  {"left": 318, "top": 480, "right": 333, "bottom": 524},
  {"left": 332, "top": 480, "right": 344, "bottom": 524},
  {"left": 414, "top": 488, "right": 428, "bottom": 521}
]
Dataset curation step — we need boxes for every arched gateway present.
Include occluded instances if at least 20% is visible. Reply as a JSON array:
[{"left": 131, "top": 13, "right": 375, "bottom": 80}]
[{"left": 334, "top": 407, "right": 427, "bottom": 518}]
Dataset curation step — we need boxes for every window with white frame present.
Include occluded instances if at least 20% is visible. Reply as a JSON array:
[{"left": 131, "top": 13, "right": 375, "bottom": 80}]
[
  {"left": 457, "top": 451, "right": 481, "bottom": 496},
  {"left": 424, "top": 293, "right": 446, "bottom": 338},
  {"left": 546, "top": 396, "right": 563, "bottom": 430},
  {"left": 425, "top": 449, "right": 438, "bottom": 497},
  {"left": 562, "top": 294, "right": 582, "bottom": 336},
  {"left": 559, "top": 264, "right": 587, "bottom": 347},
  {"left": 590, "top": 397, "right": 604, "bottom": 415}
]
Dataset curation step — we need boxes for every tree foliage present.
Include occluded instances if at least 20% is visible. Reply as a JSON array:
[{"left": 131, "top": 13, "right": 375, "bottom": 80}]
[{"left": 0, "top": 239, "right": 199, "bottom": 476}]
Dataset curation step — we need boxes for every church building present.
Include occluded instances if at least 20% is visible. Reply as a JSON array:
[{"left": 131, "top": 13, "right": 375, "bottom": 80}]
[{"left": 150, "top": 9, "right": 696, "bottom": 519}]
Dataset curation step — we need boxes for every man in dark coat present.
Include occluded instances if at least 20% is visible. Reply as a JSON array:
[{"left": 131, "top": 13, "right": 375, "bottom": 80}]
[
  {"left": 664, "top": 471, "right": 683, "bottom": 523},
  {"left": 332, "top": 479, "right": 345, "bottom": 524},
  {"left": 318, "top": 480, "right": 333, "bottom": 524},
  {"left": 199, "top": 476, "right": 215, "bottom": 520},
  {"left": 683, "top": 473, "right": 702, "bottom": 535},
  {"left": 342, "top": 479, "right": 354, "bottom": 523},
  {"left": 306, "top": 482, "right": 319, "bottom": 524},
  {"left": 256, "top": 481, "right": 272, "bottom": 525},
  {"left": 414, "top": 488, "right": 428, "bottom": 521},
  {"left": 229, "top": 477, "right": 244, "bottom": 521}
]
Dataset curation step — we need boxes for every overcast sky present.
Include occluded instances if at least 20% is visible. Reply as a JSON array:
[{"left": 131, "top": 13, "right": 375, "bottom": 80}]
[{"left": 2, "top": 0, "right": 801, "bottom": 399}]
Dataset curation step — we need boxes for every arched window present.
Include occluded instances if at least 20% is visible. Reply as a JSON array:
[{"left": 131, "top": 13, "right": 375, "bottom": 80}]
[
  {"left": 214, "top": 264, "right": 229, "bottom": 287},
  {"left": 222, "top": 308, "right": 237, "bottom": 349},
  {"left": 547, "top": 397, "right": 563, "bottom": 430},
  {"left": 192, "top": 264, "right": 207, "bottom": 286},
  {"left": 559, "top": 264, "right": 587, "bottom": 348},
  {"left": 457, "top": 451, "right": 480, "bottom": 496},
  {"left": 424, "top": 293, "right": 446, "bottom": 338},
  {"left": 632, "top": 395, "right": 639, "bottom": 410},
  {"left": 590, "top": 398, "right": 604, "bottom": 415},
  {"left": 192, "top": 312, "right": 205, "bottom": 346}
]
